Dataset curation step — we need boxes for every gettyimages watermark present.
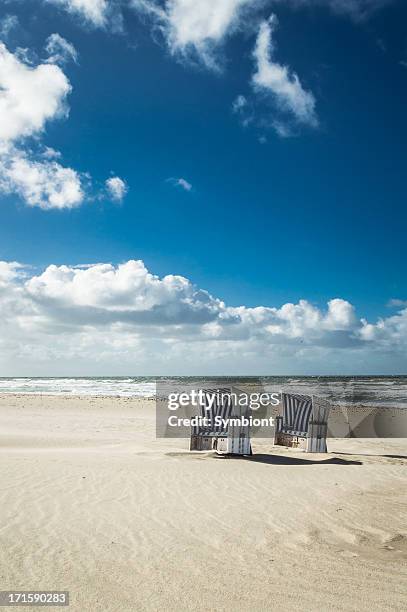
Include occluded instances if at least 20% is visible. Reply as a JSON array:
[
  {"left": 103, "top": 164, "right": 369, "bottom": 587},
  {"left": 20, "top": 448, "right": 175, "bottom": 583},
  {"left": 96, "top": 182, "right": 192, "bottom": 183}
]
[
  {"left": 156, "top": 380, "right": 279, "bottom": 438},
  {"left": 155, "top": 378, "right": 407, "bottom": 439},
  {"left": 166, "top": 388, "right": 278, "bottom": 429},
  {"left": 167, "top": 388, "right": 279, "bottom": 411}
]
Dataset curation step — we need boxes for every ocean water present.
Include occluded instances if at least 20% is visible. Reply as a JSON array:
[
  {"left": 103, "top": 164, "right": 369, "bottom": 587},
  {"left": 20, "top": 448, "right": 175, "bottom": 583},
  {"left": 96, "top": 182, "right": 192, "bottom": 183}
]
[
  {"left": 0, "top": 377, "right": 156, "bottom": 398},
  {"left": 0, "top": 376, "right": 406, "bottom": 407}
]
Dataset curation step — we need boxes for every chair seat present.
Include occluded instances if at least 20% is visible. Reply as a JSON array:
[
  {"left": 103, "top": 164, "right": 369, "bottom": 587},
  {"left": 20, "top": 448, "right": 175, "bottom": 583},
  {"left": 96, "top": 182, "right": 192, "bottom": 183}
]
[
  {"left": 194, "top": 430, "right": 228, "bottom": 437},
  {"left": 282, "top": 428, "right": 307, "bottom": 437}
]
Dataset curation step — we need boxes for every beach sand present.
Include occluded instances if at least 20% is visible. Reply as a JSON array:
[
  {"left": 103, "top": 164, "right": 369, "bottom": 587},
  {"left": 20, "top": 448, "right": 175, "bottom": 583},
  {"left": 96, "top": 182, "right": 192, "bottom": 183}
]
[{"left": 0, "top": 395, "right": 406, "bottom": 611}]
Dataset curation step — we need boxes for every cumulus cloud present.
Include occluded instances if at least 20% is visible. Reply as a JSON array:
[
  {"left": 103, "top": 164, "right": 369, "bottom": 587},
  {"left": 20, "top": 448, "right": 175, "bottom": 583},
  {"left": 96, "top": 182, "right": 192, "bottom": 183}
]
[
  {"left": 0, "top": 149, "right": 84, "bottom": 209},
  {"left": 0, "top": 42, "right": 85, "bottom": 209},
  {"left": 45, "top": 0, "right": 110, "bottom": 27},
  {"left": 45, "top": 33, "right": 78, "bottom": 65},
  {"left": 0, "top": 42, "right": 71, "bottom": 143},
  {"left": 0, "top": 258, "right": 404, "bottom": 374},
  {"left": 0, "top": 261, "right": 25, "bottom": 287},
  {"left": 252, "top": 15, "right": 318, "bottom": 128},
  {"left": 359, "top": 309, "right": 407, "bottom": 348},
  {"left": 132, "top": 0, "right": 263, "bottom": 70},
  {"left": 105, "top": 176, "right": 128, "bottom": 201}
]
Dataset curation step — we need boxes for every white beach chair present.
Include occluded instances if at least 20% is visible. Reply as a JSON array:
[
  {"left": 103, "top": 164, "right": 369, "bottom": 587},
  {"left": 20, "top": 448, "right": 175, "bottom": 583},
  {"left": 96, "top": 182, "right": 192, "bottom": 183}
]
[
  {"left": 190, "top": 387, "right": 252, "bottom": 455},
  {"left": 274, "top": 392, "right": 331, "bottom": 453}
]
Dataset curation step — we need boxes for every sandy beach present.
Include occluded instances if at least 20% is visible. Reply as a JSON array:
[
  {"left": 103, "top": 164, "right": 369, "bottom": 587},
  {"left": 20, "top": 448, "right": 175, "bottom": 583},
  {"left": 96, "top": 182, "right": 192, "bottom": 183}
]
[{"left": 0, "top": 394, "right": 406, "bottom": 612}]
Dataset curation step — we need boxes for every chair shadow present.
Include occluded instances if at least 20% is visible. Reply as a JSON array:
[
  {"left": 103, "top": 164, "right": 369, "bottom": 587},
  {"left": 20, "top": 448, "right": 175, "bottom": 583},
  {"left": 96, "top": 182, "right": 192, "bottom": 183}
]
[
  {"left": 335, "top": 452, "right": 407, "bottom": 460},
  {"left": 241, "top": 454, "right": 362, "bottom": 466}
]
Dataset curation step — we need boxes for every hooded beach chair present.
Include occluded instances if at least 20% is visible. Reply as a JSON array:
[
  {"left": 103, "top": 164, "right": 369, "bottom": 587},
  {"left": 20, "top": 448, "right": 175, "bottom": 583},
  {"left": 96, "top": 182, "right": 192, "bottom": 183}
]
[
  {"left": 274, "top": 392, "right": 331, "bottom": 453},
  {"left": 190, "top": 387, "right": 252, "bottom": 455}
]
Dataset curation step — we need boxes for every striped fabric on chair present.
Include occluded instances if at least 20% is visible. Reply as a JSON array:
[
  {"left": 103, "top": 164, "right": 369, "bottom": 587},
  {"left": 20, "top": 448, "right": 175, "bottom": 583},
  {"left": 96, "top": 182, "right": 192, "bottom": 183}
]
[
  {"left": 311, "top": 395, "right": 331, "bottom": 426},
  {"left": 191, "top": 388, "right": 234, "bottom": 436},
  {"left": 282, "top": 393, "right": 313, "bottom": 436},
  {"left": 276, "top": 392, "right": 330, "bottom": 453}
]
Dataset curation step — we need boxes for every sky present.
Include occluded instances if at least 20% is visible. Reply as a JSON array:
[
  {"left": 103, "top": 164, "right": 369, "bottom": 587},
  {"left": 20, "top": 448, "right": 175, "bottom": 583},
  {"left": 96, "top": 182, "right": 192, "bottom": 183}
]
[{"left": 0, "top": 0, "right": 406, "bottom": 375}]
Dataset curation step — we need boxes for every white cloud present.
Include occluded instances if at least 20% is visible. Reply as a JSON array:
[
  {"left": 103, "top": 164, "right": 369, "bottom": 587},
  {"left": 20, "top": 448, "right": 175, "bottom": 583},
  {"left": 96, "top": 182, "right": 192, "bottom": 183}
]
[
  {"left": 0, "top": 42, "right": 85, "bottom": 208},
  {"left": 387, "top": 299, "right": 407, "bottom": 308},
  {"left": 252, "top": 15, "right": 318, "bottom": 127},
  {"left": 271, "top": 119, "right": 294, "bottom": 138},
  {"left": 0, "top": 261, "right": 25, "bottom": 288},
  {"left": 0, "top": 44, "right": 81, "bottom": 207},
  {"left": 132, "top": 0, "right": 263, "bottom": 70},
  {"left": 41, "top": 146, "right": 62, "bottom": 160},
  {"left": 45, "top": 0, "right": 109, "bottom": 27},
  {"left": 0, "top": 258, "right": 404, "bottom": 374},
  {"left": 167, "top": 177, "right": 192, "bottom": 191},
  {"left": 232, "top": 94, "right": 248, "bottom": 113},
  {"left": 43, "top": 0, "right": 393, "bottom": 35},
  {"left": 0, "top": 14, "right": 19, "bottom": 40},
  {"left": 0, "top": 149, "right": 84, "bottom": 209},
  {"left": 45, "top": 33, "right": 78, "bottom": 65},
  {"left": 232, "top": 94, "right": 254, "bottom": 127},
  {"left": 324, "top": 298, "right": 357, "bottom": 329},
  {"left": 359, "top": 309, "right": 407, "bottom": 348},
  {"left": 105, "top": 176, "right": 128, "bottom": 201},
  {"left": 285, "top": 0, "right": 393, "bottom": 19},
  {"left": 0, "top": 42, "right": 71, "bottom": 143},
  {"left": 129, "top": 1, "right": 391, "bottom": 74},
  {"left": 25, "top": 260, "right": 208, "bottom": 310}
]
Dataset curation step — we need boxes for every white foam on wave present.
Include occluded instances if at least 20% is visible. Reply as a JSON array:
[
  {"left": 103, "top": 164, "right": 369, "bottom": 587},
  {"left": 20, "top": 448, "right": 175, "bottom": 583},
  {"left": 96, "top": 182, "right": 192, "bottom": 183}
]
[
  {"left": 0, "top": 378, "right": 156, "bottom": 397},
  {"left": 0, "top": 377, "right": 406, "bottom": 406}
]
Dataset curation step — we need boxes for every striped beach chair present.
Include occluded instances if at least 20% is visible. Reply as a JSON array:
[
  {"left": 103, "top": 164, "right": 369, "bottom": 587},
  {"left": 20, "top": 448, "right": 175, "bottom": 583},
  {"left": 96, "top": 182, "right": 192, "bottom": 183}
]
[
  {"left": 274, "top": 392, "right": 331, "bottom": 453},
  {"left": 190, "top": 387, "right": 252, "bottom": 455}
]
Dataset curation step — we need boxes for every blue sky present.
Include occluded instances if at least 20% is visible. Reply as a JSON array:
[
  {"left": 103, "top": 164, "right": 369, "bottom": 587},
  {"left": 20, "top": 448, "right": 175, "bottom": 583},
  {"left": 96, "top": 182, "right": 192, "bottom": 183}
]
[{"left": 0, "top": 0, "right": 406, "bottom": 374}]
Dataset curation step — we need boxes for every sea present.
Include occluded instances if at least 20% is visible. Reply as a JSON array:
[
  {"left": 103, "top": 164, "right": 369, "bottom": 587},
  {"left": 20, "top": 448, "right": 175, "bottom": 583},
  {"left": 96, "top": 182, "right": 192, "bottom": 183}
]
[{"left": 0, "top": 376, "right": 406, "bottom": 408}]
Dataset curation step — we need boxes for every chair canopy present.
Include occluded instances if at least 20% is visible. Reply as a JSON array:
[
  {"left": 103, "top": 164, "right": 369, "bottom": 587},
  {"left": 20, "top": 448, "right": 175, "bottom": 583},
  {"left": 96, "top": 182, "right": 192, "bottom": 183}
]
[
  {"left": 191, "top": 388, "right": 234, "bottom": 436},
  {"left": 281, "top": 392, "right": 313, "bottom": 435},
  {"left": 276, "top": 392, "right": 331, "bottom": 452},
  {"left": 311, "top": 395, "right": 331, "bottom": 425}
]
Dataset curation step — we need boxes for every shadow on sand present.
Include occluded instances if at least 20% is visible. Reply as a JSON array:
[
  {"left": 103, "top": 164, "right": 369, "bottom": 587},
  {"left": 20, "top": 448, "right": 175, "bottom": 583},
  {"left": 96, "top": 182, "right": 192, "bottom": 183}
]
[
  {"left": 216, "top": 454, "right": 363, "bottom": 466},
  {"left": 334, "top": 452, "right": 407, "bottom": 460}
]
